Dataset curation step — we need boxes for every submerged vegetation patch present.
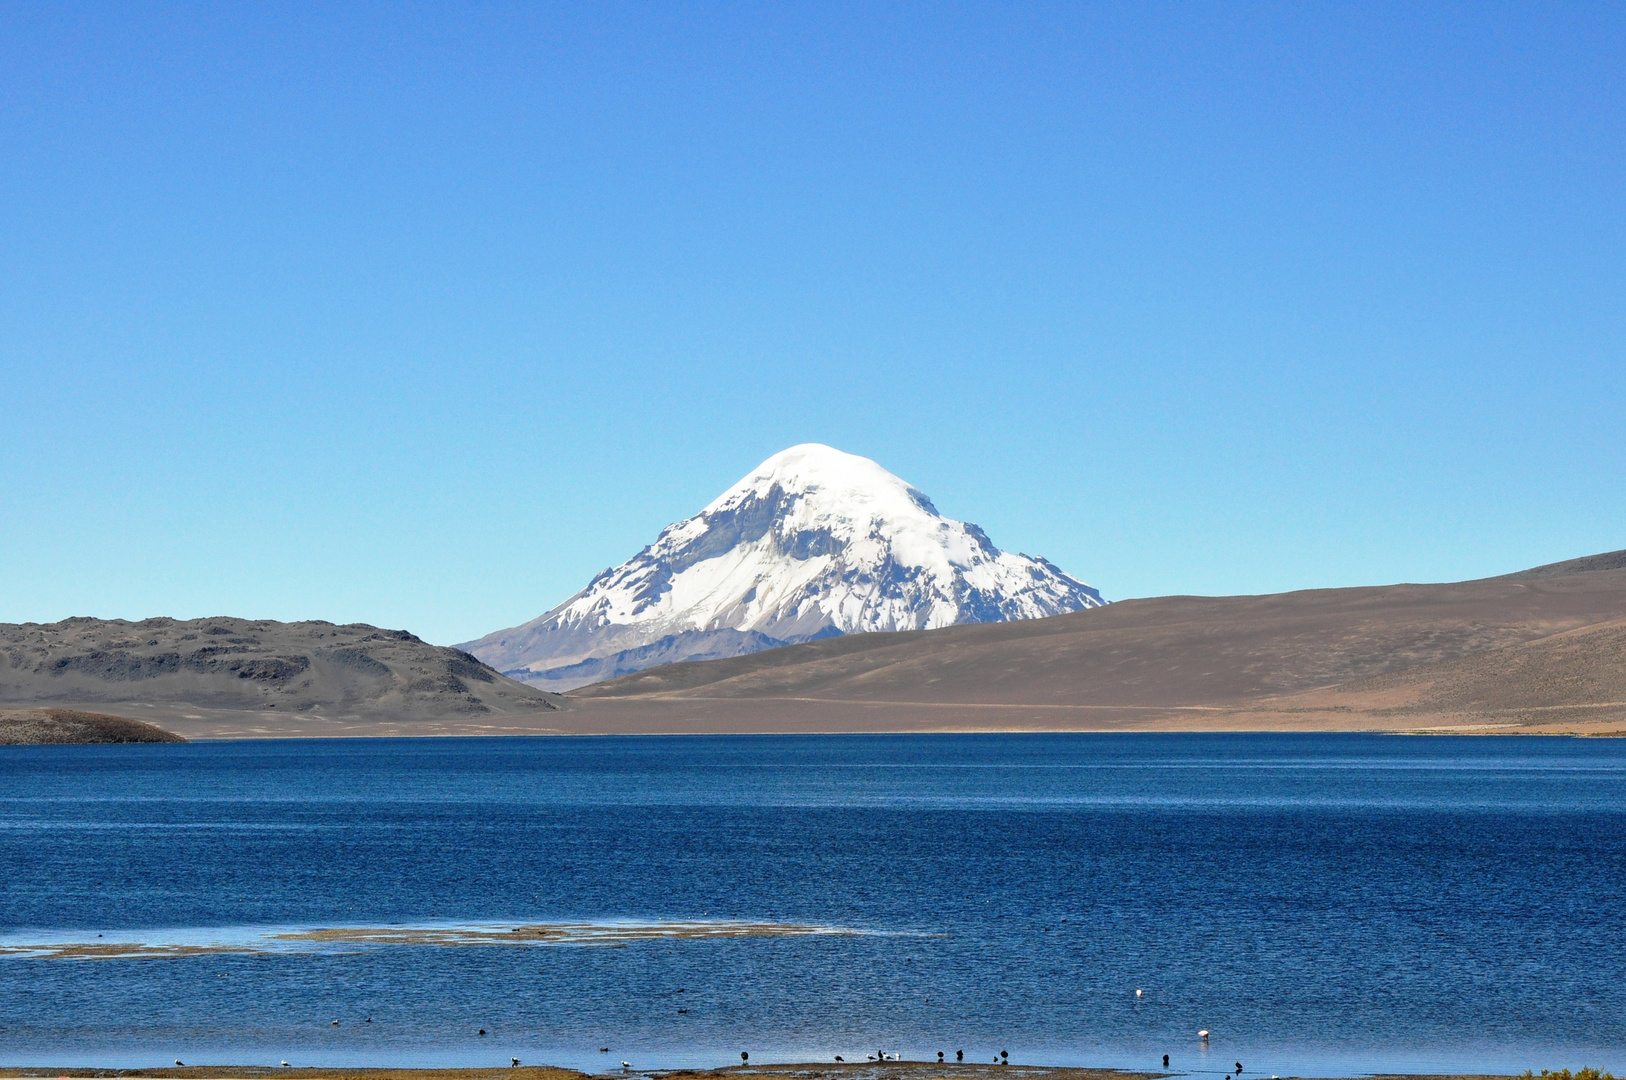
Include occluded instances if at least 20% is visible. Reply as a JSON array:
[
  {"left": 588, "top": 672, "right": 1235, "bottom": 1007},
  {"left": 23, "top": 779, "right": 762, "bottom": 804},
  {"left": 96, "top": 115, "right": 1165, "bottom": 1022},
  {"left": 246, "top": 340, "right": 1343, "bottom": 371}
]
[{"left": 0, "top": 920, "right": 863, "bottom": 960}]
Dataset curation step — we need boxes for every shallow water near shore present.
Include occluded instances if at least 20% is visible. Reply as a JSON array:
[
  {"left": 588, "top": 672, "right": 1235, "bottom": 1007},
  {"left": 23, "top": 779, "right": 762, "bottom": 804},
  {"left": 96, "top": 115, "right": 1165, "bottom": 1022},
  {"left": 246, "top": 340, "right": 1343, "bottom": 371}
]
[{"left": 1, "top": 733, "right": 1623, "bottom": 1076}]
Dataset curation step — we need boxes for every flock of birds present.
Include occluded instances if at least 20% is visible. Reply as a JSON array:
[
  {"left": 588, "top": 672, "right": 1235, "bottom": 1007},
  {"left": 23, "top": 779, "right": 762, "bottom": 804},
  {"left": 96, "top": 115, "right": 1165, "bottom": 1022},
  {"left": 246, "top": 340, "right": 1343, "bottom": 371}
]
[
  {"left": 220, "top": 987, "right": 1244, "bottom": 1076},
  {"left": 587, "top": 1020, "right": 1234, "bottom": 1074}
]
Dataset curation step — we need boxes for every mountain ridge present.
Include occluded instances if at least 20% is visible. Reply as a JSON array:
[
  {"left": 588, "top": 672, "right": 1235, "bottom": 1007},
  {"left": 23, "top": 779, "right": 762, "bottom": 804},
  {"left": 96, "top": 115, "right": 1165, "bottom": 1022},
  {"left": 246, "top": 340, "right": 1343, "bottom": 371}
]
[
  {"left": 10, "top": 549, "right": 1619, "bottom": 739},
  {"left": 0, "top": 616, "right": 561, "bottom": 735}
]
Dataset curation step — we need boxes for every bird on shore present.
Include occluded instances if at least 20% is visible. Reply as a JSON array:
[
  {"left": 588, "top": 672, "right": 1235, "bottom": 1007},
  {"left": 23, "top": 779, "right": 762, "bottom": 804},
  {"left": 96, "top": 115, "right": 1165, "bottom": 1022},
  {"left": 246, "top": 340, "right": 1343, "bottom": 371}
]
[
  {"left": 621, "top": 1062, "right": 631, "bottom": 1069},
  {"left": 956, "top": 1051, "right": 964, "bottom": 1062},
  {"left": 1163, "top": 1056, "right": 1169, "bottom": 1068},
  {"left": 175, "top": 1061, "right": 184, "bottom": 1067},
  {"left": 1236, "top": 1063, "right": 1243, "bottom": 1073},
  {"left": 512, "top": 1059, "right": 521, "bottom": 1067},
  {"left": 1198, "top": 1030, "right": 1209, "bottom": 1041},
  {"left": 834, "top": 1057, "right": 844, "bottom": 1063},
  {"left": 281, "top": 1062, "right": 290, "bottom": 1068}
]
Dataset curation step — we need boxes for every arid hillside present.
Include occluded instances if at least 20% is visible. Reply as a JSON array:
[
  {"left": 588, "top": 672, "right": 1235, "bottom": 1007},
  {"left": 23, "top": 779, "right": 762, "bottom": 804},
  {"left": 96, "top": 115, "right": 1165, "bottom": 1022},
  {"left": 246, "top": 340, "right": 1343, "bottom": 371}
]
[
  {"left": 0, "top": 617, "right": 562, "bottom": 738},
  {"left": 7, "top": 554, "right": 1621, "bottom": 739},
  {"left": 564, "top": 552, "right": 1626, "bottom": 734}
]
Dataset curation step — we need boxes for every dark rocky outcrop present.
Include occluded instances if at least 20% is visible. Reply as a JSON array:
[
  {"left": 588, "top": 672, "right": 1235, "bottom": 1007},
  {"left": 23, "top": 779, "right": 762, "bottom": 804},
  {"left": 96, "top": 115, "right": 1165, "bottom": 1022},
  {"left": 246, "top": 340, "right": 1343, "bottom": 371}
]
[{"left": 0, "top": 708, "right": 186, "bottom": 745}]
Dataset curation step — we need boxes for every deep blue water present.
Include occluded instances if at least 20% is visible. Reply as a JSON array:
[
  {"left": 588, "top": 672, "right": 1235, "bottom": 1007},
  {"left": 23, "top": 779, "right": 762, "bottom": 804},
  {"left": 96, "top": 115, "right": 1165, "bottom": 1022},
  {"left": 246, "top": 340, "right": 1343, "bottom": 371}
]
[{"left": 2, "top": 733, "right": 1624, "bottom": 1076}]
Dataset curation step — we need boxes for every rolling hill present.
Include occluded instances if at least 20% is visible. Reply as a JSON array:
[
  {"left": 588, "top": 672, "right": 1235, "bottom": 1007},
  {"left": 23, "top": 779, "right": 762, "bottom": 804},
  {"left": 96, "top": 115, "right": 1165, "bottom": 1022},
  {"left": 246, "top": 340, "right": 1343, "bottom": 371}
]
[
  {"left": 563, "top": 551, "right": 1626, "bottom": 735},
  {"left": 0, "top": 616, "right": 562, "bottom": 739},
  {"left": 10, "top": 553, "right": 1621, "bottom": 739}
]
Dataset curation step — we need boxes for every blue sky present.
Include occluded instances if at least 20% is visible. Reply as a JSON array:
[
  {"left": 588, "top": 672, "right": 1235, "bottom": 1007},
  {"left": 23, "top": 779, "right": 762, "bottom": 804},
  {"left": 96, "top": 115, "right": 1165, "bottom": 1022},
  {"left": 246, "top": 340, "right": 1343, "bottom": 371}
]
[{"left": 2, "top": 2, "right": 1622, "bottom": 645}]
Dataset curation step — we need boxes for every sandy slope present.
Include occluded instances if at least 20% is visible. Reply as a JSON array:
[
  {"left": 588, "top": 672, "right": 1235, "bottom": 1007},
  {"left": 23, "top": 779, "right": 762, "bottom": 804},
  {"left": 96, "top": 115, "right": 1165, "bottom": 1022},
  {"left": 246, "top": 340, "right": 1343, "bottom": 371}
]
[{"left": 561, "top": 556, "right": 1626, "bottom": 735}]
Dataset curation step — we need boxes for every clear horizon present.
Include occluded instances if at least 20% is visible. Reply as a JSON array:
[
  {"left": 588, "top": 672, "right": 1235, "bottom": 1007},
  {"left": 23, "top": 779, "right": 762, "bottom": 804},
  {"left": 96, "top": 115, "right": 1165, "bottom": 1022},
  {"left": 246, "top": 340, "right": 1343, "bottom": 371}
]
[{"left": 2, "top": 3, "right": 1622, "bottom": 645}]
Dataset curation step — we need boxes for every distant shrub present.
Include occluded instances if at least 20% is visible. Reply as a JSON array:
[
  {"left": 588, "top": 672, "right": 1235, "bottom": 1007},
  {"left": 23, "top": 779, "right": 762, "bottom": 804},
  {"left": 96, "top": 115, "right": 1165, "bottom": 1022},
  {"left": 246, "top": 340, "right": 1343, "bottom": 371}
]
[{"left": 1520, "top": 1069, "right": 1616, "bottom": 1080}]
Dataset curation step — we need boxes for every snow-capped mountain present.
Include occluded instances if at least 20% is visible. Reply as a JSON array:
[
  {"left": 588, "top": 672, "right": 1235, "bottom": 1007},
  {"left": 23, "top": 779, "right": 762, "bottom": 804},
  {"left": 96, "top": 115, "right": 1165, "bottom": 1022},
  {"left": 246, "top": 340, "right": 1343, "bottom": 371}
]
[{"left": 461, "top": 444, "right": 1104, "bottom": 690}]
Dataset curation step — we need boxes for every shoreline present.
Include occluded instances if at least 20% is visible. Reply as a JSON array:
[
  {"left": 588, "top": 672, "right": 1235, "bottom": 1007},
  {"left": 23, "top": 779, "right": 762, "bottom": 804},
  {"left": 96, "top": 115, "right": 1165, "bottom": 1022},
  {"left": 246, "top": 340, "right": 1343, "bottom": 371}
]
[
  {"left": 10, "top": 690, "right": 1625, "bottom": 741},
  {"left": 3, "top": 727, "right": 1623, "bottom": 744},
  {"left": 3, "top": 712, "right": 1626, "bottom": 748},
  {"left": 0, "top": 1066, "right": 1541, "bottom": 1080}
]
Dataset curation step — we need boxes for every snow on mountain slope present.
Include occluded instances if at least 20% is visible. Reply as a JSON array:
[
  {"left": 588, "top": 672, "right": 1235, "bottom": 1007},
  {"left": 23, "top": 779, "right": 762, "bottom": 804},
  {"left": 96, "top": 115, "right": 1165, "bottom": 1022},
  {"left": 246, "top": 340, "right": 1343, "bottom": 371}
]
[{"left": 461, "top": 444, "right": 1104, "bottom": 689}]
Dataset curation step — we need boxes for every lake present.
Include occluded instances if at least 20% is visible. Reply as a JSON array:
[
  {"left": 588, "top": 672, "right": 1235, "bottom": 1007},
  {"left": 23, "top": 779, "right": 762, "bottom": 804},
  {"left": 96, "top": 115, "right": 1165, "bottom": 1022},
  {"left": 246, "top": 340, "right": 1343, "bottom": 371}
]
[{"left": 1, "top": 733, "right": 1622, "bottom": 1076}]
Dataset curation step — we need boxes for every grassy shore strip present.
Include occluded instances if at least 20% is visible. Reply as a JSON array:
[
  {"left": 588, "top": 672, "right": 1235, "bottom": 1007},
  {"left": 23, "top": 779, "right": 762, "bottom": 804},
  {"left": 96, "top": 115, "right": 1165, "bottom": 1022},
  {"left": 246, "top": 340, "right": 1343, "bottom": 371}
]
[
  {"left": 0, "top": 1074, "right": 1512, "bottom": 1080},
  {"left": 0, "top": 1072, "right": 579, "bottom": 1080}
]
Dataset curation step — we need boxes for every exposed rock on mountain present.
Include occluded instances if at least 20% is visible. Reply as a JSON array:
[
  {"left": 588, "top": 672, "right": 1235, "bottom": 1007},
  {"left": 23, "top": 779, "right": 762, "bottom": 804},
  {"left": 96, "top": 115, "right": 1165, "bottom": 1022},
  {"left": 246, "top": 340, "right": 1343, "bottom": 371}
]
[
  {"left": 463, "top": 444, "right": 1103, "bottom": 689},
  {"left": 0, "top": 617, "right": 561, "bottom": 725}
]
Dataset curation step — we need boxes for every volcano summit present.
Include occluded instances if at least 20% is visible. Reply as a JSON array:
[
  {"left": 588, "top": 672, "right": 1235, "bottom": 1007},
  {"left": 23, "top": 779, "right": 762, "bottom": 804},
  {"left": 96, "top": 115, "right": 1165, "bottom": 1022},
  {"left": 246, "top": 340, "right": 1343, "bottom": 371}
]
[{"left": 462, "top": 444, "right": 1104, "bottom": 689}]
